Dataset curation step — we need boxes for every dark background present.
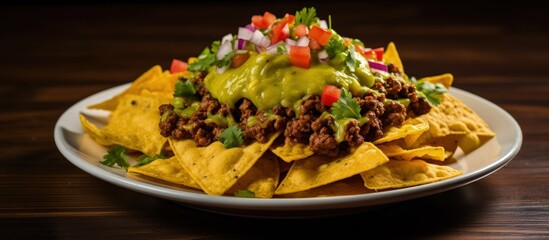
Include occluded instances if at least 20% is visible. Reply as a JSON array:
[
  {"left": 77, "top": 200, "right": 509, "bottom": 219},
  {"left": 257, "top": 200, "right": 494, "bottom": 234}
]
[{"left": 1, "top": 1, "right": 548, "bottom": 239}]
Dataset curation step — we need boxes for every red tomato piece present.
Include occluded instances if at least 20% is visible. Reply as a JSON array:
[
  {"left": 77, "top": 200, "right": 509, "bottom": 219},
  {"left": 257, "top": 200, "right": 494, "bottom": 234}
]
[
  {"left": 321, "top": 85, "right": 341, "bottom": 107},
  {"left": 293, "top": 24, "right": 308, "bottom": 38},
  {"left": 308, "top": 25, "right": 332, "bottom": 46},
  {"left": 271, "top": 21, "right": 289, "bottom": 44},
  {"left": 170, "top": 58, "right": 188, "bottom": 73},
  {"left": 372, "top": 47, "right": 384, "bottom": 61},
  {"left": 361, "top": 48, "right": 378, "bottom": 60},
  {"left": 289, "top": 46, "right": 311, "bottom": 69},
  {"left": 262, "top": 11, "right": 276, "bottom": 27},
  {"left": 283, "top": 13, "right": 295, "bottom": 24},
  {"left": 251, "top": 15, "right": 266, "bottom": 29}
]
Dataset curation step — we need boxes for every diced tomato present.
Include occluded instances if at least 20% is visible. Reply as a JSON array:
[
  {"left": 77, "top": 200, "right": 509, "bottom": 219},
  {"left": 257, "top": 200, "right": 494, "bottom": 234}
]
[
  {"left": 283, "top": 13, "right": 295, "bottom": 25},
  {"left": 360, "top": 48, "right": 378, "bottom": 61},
  {"left": 251, "top": 11, "right": 277, "bottom": 30},
  {"left": 372, "top": 47, "right": 384, "bottom": 61},
  {"left": 271, "top": 21, "right": 290, "bottom": 44},
  {"left": 321, "top": 85, "right": 341, "bottom": 107},
  {"left": 293, "top": 24, "right": 308, "bottom": 38},
  {"left": 289, "top": 46, "right": 311, "bottom": 69},
  {"left": 308, "top": 38, "right": 321, "bottom": 50},
  {"left": 308, "top": 25, "right": 332, "bottom": 46},
  {"left": 170, "top": 58, "right": 188, "bottom": 73}
]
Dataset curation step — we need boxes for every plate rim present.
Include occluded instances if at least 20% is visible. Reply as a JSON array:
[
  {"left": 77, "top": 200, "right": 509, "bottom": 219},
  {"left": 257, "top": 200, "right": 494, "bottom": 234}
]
[{"left": 54, "top": 84, "right": 522, "bottom": 212}]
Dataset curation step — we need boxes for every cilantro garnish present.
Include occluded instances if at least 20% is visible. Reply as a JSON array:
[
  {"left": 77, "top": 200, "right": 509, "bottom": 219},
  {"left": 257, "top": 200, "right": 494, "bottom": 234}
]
[
  {"left": 345, "top": 45, "right": 357, "bottom": 72},
  {"left": 410, "top": 77, "right": 448, "bottom": 106},
  {"left": 188, "top": 47, "right": 216, "bottom": 72},
  {"left": 219, "top": 125, "right": 244, "bottom": 149},
  {"left": 100, "top": 145, "right": 130, "bottom": 170},
  {"left": 277, "top": 43, "right": 287, "bottom": 54},
  {"left": 173, "top": 80, "right": 196, "bottom": 97},
  {"left": 133, "top": 150, "right": 166, "bottom": 167},
  {"left": 331, "top": 88, "right": 361, "bottom": 120},
  {"left": 234, "top": 189, "right": 255, "bottom": 198},
  {"left": 295, "top": 7, "right": 318, "bottom": 26},
  {"left": 215, "top": 51, "right": 235, "bottom": 68},
  {"left": 325, "top": 37, "right": 346, "bottom": 59}
]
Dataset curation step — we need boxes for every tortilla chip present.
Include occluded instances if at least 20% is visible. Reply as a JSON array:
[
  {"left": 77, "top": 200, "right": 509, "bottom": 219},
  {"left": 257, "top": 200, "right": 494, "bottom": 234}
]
[
  {"left": 227, "top": 151, "right": 280, "bottom": 198},
  {"left": 420, "top": 73, "right": 454, "bottom": 89},
  {"left": 373, "top": 119, "right": 429, "bottom": 145},
  {"left": 270, "top": 142, "right": 314, "bottom": 162},
  {"left": 279, "top": 175, "right": 373, "bottom": 198},
  {"left": 361, "top": 160, "right": 462, "bottom": 190},
  {"left": 101, "top": 94, "right": 167, "bottom": 156},
  {"left": 88, "top": 65, "right": 163, "bottom": 111},
  {"left": 409, "top": 93, "right": 495, "bottom": 153},
  {"left": 128, "top": 156, "right": 201, "bottom": 189},
  {"left": 274, "top": 142, "right": 388, "bottom": 195},
  {"left": 168, "top": 133, "right": 280, "bottom": 196},
  {"left": 383, "top": 42, "right": 404, "bottom": 73},
  {"left": 79, "top": 114, "right": 112, "bottom": 146},
  {"left": 377, "top": 143, "right": 446, "bottom": 161}
]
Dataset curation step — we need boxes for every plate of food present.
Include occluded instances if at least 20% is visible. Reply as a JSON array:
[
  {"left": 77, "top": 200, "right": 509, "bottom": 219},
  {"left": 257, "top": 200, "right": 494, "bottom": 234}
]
[{"left": 54, "top": 7, "right": 522, "bottom": 218}]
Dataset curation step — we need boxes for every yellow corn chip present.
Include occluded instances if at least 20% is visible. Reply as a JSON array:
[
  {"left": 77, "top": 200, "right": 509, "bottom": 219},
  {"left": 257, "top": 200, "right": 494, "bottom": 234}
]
[
  {"left": 280, "top": 175, "right": 373, "bottom": 198},
  {"left": 101, "top": 94, "right": 167, "bottom": 156},
  {"left": 373, "top": 120, "right": 429, "bottom": 145},
  {"left": 227, "top": 151, "right": 280, "bottom": 198},
  {"left": 377, "top": 143, "right": 446, "bottom": 161},
  {"left": 88, "top": 65, "right": 163, "bottom": 111},
  {"left": 383, "top": 42, "right": 404, "bottom": 73},
  {"left": 361, "top": 160, "right": 462, "bottom": 190},
  {"left": 270, "top": 142, "right": 314, "bottom": 162},
  {"left": 274, "top": 142, "right": 388, "bottom": 195},
  {"left": 420, "top": 73, "right": 454, "bottom": 89},
  {"left": 128, "top": 156, "right": 200, "bottom": 189},
  {"left": 79, "top": 114, "right": 112, "bottom": 146},
  {"left": 168, "top": 133, "right": 280, "bottom": 196}
]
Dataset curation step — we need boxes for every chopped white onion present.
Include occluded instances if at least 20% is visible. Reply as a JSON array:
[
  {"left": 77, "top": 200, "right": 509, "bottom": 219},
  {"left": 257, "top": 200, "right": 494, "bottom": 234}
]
[
  {"left": 245, "top": 24, "right": 255, "bottom": 32},
  {"left": 296, "top": 36, "right": 310, "bottom": 47},
  {"left": 318, "top": 50, "right": 329, "bottom": 62},
  {"left": 236, "top": 39, "right": 247, "bottom": 50},
  {"left": 216, "top": 65, "right": 228, "bottom": 74},
  {"left": 318, "top": 20, "right": 328, "bottom": 29},
  {"left": 238, "top": 27, "right": 253, "bottom": 40},
  {"left": 266, "top": 42, "right": 284, "bottom": 55},
  {"left": 221, "top": 33, "right": 233, "bottom": 44},
  {"left": 216, "top": 40, "right": 233, "bottom": 60},
  {"left": 285, "top": 38, "right": 297, "bottom": 46}
]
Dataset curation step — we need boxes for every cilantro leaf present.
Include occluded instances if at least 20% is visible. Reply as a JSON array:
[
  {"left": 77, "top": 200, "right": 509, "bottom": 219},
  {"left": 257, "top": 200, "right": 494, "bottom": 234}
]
[
  {"left": 219, "top": 125, "right": 244, "bottom": 148},
  {"left": 173, "top": 80, "right": 196, "bottom": 97},
  {"left": 325, "top": 37, "right": 346, "bottom": 59},
  {"left": 410, "top": 77, "right": 448, "bottom": 106},
  {"left": 234, "top": 189, "right": 255, "bottom": 198},
  {"left": 100, "top": 145, "right": 130, "bottom": 170},
  {"left": 295, "top": 7, "right": 318, "bottom": 26},
  {"left": 331, "top": 88, "right": 361, "bottom": 120},
  {"left": 215, "top": 51, "right": 235, "bottom": 68},
  {"left": 345, "top": 45, "right": 357, "bottom": 72},
  {"left": 188, "top": 47, "right": 216, "bottom": 72},
  {"left": 133, "top": 150, "right": 166, "bottom": 167}
]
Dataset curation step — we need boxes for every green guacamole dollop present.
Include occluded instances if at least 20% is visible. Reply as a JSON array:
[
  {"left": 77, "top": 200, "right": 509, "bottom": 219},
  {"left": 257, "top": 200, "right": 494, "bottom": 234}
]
[{"left": 204, "top": 51, "right": 374, "bottom": 111}]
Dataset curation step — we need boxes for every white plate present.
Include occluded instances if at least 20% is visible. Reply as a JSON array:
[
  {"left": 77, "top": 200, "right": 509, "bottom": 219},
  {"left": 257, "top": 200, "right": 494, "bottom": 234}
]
[{"left": 54, "top": 84, "right": 522, "bottom": 218}]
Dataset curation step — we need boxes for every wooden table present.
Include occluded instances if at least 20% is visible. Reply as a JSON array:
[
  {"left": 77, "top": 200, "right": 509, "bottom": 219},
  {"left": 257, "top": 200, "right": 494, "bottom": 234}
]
[{"left": 2, "top": 2, "right": 548, "bottom": 239}]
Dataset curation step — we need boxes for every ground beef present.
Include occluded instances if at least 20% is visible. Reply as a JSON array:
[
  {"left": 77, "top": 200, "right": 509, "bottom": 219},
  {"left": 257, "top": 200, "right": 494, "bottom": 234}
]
[
  {"left": 284, "top": 96, "right": 327, "bottom": 144},
  {"left": 360, "top": 111, "right": 384, "bottom": 141},
  {"left": 187, "top": 72, "right": 208, "bottom": 98},
  {"left": 382, "top": 101, "right": 407, "bottom": 126},
  {"left": 344, "top": 119, "right": 364, "bottom": 148},
  {"left": 309, "top": 116, "right": 339, "bottom": 156}
]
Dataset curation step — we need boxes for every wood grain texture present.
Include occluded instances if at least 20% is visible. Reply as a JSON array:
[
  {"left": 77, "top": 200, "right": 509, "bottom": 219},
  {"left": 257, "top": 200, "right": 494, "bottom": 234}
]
[{"left": 1, "top": 1, "right": 548, "bottom": 239}]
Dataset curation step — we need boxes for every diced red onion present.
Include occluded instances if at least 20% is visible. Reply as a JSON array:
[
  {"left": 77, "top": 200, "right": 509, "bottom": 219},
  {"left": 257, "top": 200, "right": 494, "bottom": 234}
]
[
  {"left": 245, "top": 24, "right": 255, "bottom": 32},
  {"left": 285, "top": 38, "right": 297, "bottom": 46},
  {"left": 236, "top": 39, "right": 247, "bottom": 50},
  {"left": 238, "top": 27, "right": 253, "bottom": 40},
  {"left": 318, "top": 20, "right": 328, "bottom": 29},
  {"left": 318, "top": 50, "right": 328, "bottom": 62},
  {"left": 216, "top": 40, "right": 233, "bottom": 60},
  {"left": 368, "top": 60, "right": 388, "bottom": 72},
  {"left": 296, "top": 36, "right": 309, "bottom": 47}
]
